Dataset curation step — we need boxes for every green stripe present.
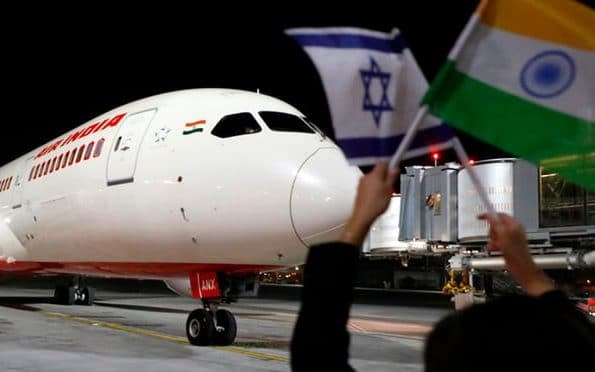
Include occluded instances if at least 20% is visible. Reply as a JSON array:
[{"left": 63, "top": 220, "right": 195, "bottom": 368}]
[
  {"left": 183, "top": 128, "right": 204, "bottom": 135},
  {"left": 424, "top": 62, "right": 595, "bottom": 191}
]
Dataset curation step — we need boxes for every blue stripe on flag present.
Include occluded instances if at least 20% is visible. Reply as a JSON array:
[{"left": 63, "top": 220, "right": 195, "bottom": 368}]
[
  {"left": 337, "top": 125, "right": 454, "bottom": 159},
  {"left": 289, "top": 33, "right": 405, "bottom": 53}
]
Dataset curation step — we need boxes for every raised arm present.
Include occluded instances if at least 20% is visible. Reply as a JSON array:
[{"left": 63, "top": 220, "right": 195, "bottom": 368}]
[
  {"left": 290, "top": 161, "right": 397, "bottom": 372},
  {"left": 478, "top": 213, "right": 555, "bottom": 297},
  {"left": 340, "top": 161, "right": 399, "bottom": 246}
]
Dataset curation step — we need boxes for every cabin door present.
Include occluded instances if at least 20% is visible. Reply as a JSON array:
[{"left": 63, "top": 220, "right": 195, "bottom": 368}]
[
  {"left": 3, "top": 157, "right": 35, "bottom": 259},
  {"left": 107, "top": 109, "right": 157, "bottom": 186},
  {"left": 10, "top": 157, "right": 31, "bottom": 209}
]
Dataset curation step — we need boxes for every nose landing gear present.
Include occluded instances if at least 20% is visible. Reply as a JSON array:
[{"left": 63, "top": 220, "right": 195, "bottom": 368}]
[
  {"left": 186, "top": 300, "right": 237, "bottom": 346},
  {"left": 54, "top": 276, "right": 95, "bottom": 305}
]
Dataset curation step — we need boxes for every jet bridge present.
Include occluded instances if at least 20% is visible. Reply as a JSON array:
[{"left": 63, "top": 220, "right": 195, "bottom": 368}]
[{"left": 363, "top": 158, "right": 595, "bottom": 263}]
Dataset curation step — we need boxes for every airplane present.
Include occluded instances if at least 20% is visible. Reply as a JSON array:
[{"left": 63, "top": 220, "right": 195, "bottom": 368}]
[{"left": 0, "top": 89, "right": 361, "bottom": 346}]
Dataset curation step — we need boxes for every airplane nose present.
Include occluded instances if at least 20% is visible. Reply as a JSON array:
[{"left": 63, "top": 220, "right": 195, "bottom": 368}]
[{"left": 291, "top": 148, "right": 362, "bottom": 246}]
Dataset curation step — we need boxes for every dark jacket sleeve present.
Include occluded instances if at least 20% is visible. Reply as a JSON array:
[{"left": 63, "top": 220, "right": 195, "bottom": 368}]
[{"left": 290, "top": 242, "right": 360, "bottom": 372}]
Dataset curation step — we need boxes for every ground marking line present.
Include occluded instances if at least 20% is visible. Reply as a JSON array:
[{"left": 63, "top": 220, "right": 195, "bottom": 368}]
[{"left": 38, "top": 309, "right": 289, "bottom": 363}]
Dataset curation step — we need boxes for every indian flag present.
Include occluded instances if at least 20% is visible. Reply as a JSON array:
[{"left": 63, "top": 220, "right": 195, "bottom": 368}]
[
  {"left": 423, "top": 0, "right": 595, "bottom": 191},
  {"left": 183, "top": 119, "right": 206, "bottom": 135}
]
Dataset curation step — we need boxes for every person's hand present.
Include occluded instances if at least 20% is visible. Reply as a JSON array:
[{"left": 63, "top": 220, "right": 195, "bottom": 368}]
[
  {"left": 478, "top": 213, "right": 554, "bottom": 296},
  {"left": 340, "top": 161, "right": 398, "bottom": 246}
]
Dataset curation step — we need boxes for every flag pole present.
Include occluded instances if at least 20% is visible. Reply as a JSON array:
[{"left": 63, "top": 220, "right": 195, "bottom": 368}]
[
  {"left": 444, "top": 0, "right": 498, "bottom": 220},
  {"left": 388, "top": 105, "right": 429, "bottom": 170},
  {"left": 446, "top": 0, "right": 488, "bottom": 60},
  {"left": 389, "top": 0, "right": 497, "bottom": 219},
  {"left": 451, "top": 137, "right": 497, "bottom": 219},
  {"left": 389, "top": 0, "right": 488, "bottom": 170}
]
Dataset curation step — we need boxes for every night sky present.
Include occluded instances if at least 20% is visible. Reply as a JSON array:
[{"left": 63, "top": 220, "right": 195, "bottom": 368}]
[{"left": 6, "top": 1, "right": 576, "bottom": 169}]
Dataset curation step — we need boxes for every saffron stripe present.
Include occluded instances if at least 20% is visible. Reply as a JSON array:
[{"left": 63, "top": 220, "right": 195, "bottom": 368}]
[
  {"left": 480, "top": 0, "right": 595, "bottom": 52},
  {"left": 186, "top": 120, "right": 206, "bottom": 127}
]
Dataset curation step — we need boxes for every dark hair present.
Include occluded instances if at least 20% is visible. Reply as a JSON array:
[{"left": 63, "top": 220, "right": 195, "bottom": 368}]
[{"left": 424, "top": 293, "right": 595, "bottom": 371}]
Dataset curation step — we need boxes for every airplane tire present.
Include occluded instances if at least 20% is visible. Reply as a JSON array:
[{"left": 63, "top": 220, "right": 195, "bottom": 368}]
[
  {"left": 54, "top": 286, "right": 76, "bottom": 305},
  {"left": 74, "top": 288, "right": 85, "bottom": 305},
  {"left": 82, "top": 287, "right": 96, "bottom": 306},
  {"left": 186, "top": 309, "right": 214, "bottom": 346},
  {"left": 213, "top": 309, "right": 237, "bottom": 346}
]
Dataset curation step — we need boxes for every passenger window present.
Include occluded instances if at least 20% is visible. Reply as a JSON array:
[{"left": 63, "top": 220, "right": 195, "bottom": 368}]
[
  {"left": 211, "top": 113, "right": 261, "bottom": 138},
  {"left": 69, "top": 150, "right": 76, "bottom": 165},
  {"left": 93, "top": 138, "right": 105, "bottom": 158},
  {"left": 76, "top": 145, "right": 85, "bottom": 163},
  {"left": 57, "top": 154, "right": 63, "bottom": 169},
  {"left": 114, "top": 136, "right": 122, "bottom": 151},
  {"left": 61, "top": 152, "right": 68, "bottom": 168},
  {"left": 259, "top": 112, "right": 314, "bottom": 133},
  {"left": 29, "top": 167, "right": 35, "bottom": 181},
  {"left": 49, "top": 157, "right": 57, "bottom": 173},
  {"left": 84, "top": 142, "right": 94, "bottom": 160},
  {"left": 34, "top": 164, "right": 41, "bottom": 179}
]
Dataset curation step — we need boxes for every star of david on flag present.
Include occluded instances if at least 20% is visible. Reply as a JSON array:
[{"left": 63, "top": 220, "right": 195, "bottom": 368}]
[{"left": 285, "top": 27, "right": 453, "bottom": 165}]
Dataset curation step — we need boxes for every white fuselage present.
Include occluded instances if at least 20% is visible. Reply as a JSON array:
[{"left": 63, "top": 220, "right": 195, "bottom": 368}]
[{"left": 0, "top": 89, "right": 361, "bottom": 280}]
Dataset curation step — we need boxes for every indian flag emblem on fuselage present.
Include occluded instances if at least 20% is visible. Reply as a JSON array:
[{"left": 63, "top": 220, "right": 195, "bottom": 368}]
[{"left": 184, "top": 120, "right": 206, "bottom": 135}]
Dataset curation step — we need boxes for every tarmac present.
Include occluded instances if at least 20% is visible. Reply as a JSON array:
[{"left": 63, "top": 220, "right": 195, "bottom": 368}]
[{"left": 0, "top": 281, "right": 452, "bottom": 371}]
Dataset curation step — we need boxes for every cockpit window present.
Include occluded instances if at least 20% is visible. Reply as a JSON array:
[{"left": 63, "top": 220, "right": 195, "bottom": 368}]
[
  {"left": 259, "top": 112, "right": 315, "bottom": 133},
  {"left": 211, "top": 113, "right": 262, "bottom": 138},
  {"left": 303, "top": 117, "right": 327, "bottom": 138}
]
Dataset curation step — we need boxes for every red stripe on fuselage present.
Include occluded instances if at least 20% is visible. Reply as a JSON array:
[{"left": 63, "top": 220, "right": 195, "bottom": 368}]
[{"left": 0, "top": 262, "right": 283, "bottom": 278}]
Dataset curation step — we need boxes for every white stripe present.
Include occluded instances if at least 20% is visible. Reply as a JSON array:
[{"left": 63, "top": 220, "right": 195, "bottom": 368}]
[
  {"left": 449, "top": 13, "right": 482, "bottom": 60},
  {"left": 303, "top": 47, "right": 441, "bottom": 140},
  {"left": 285, "top": 27, "right": 398, "bottom": 39},
  {"left": 458, "top": 24, "right": 595, "bottom": 122}
]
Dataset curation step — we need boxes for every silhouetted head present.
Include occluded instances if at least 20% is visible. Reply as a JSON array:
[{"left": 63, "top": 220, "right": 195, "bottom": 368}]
[{"left": 424, "top": 293, "right": 595, "bottom": 371}]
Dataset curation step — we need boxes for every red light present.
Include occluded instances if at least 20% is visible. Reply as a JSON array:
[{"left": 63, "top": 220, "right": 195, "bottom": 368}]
[
  {"left": 469, "top": 159, "right": 475, "bottom": 165},
  {"left": 431, "top": 152, "right": 440, "bottom": 166}
]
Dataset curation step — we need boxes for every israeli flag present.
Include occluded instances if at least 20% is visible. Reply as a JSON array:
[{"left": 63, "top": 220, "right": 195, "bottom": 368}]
[{"left": 286, "top": 27, "right": 453, "bottom": 165}]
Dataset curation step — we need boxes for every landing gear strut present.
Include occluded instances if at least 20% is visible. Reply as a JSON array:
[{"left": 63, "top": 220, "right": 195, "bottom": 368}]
[
  {"left": 54, "top": 276, "right": 95, "bottom": 306},
  {"left": 186, "top": 300, "right": 237, "bottom": 346}
]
